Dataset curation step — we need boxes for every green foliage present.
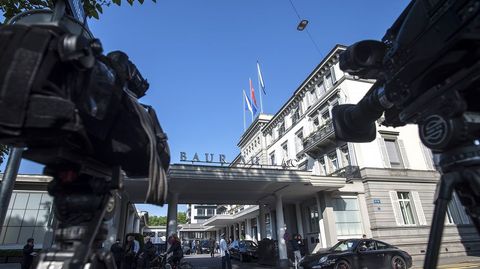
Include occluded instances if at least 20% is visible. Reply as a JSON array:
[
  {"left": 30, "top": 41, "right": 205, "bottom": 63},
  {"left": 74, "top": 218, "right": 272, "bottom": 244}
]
[
  {"left": 0, "top": 145, "right": 7, "bottom": 167},
  {"left": 147, "top": 212, "right": 188, "bottom": 226},
  {"left": 0, "top": 0, "right": 156, "bottom": 22},
  {"left": 177, "top": 212, "right": 187, "bottom": 224}
]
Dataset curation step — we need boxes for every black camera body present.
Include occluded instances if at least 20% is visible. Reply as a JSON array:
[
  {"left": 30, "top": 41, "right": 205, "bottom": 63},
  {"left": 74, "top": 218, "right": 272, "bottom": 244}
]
[
  {"left": 333, "top": 0, "right": 480, "bottom": 147},
  {"left": 0, "top": 9, "right": 169, "bottom": 204}
]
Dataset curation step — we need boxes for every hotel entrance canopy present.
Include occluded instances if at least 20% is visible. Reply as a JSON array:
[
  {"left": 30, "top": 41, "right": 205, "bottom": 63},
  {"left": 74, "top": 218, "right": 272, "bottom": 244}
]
[{"left": 167, "top": 164, "right": 346, "bottom": 205}]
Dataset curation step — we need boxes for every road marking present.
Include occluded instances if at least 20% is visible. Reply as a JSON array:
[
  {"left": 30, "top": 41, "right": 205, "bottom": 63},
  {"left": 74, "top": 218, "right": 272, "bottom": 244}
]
[{"left": 438, "top": 263, "right": 479, "bottom": 269}]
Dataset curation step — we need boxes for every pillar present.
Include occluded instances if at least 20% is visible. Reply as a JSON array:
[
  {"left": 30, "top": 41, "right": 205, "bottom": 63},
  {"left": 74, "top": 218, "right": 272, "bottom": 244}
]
[
  {"left": 357, "top": 193, "right": 372, "bottom": 238},
  {"left": 295, "top": 202, "right": 304, "bottom": 238},
  {"left": 246, "top": 218, "right": 252, "bottom": 240},
  {"left": 317, "top": 192, "right": 337, "bottom": 247},
  {"left": 275, "top": 193, "right": 288, "bottom": 268},
  {"left": 315, "top": 193, "right": 327, "bottom": 248},
  {"left": 166, "top": 192, "right": 179, "bottom": 238},
  {"left": 258, "top": 204, "right": 266, "bottom": 240}
]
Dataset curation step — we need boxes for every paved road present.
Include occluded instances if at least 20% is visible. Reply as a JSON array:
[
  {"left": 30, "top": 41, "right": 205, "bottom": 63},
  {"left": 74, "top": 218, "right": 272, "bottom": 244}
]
[
  {"left": 184, "top": 254, "right": 480, "bottom": 269},
  {"left": 184, "top": 253, "right": 274, "bottom": 269}
]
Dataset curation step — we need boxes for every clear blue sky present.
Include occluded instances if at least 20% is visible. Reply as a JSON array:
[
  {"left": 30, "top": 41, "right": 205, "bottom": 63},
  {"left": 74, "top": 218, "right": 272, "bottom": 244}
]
[{"left": 1, "top": 0, "right": 410, "bottom": 216}]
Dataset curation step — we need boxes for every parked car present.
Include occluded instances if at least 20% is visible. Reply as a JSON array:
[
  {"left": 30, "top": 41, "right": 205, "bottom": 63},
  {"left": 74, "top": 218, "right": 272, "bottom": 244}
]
[
  {"left": 199, "top": 240, "right": 211, "bottom": 254},
  {"left": 229, "top": 240, "right": 258, "bottom": 262},
  {"left": 299, "top": 239, "right": 412, "bottom": 269}
]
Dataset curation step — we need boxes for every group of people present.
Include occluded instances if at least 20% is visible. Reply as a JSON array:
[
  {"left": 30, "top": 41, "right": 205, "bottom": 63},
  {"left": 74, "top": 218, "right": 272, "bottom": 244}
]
[
  {"left": 189, "top": 238, "right": 218, "bottom": 256},
  {"left": 110, "top": 234, "right": 184, "bottom": 269}
]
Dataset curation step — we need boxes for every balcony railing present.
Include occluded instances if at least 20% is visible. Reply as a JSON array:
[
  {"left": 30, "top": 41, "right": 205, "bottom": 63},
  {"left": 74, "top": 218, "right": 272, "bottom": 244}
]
[
  {"left": 302, "top": 120, "right": 336, "bottom": 156},
  {"left": 328, "top": 165, "right": 361, "bottom": 179}
]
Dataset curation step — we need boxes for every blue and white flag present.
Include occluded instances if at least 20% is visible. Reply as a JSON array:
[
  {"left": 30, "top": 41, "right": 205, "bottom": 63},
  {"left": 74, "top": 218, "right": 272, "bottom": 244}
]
[
  {"left": 243, "top": 89, "right": 256, "bottom": 115},
  {"left": 257, "top": 61, "right": 266, "bottom": 95}
]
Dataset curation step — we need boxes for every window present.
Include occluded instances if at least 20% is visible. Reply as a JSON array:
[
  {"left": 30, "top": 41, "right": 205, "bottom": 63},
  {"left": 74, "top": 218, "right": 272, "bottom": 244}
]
[
  {"left": 317, "top": 82, "right": 326, "bottom": 97},
  {"left": 333, "top": 198, "right": 363, "bottom": 238},
  {"left": 319, "top": 158, "right": 327, "bottom": 175},
  {"left": 207, "top": 209, "right": 215, "bottom": 216},
  {"left": 321, "top": 110, "right": 330, "bottom": 124},
  {"left": 324, "top": 73, "right": 333, "bottom": 89},
  {"left": 278, "top": 122, "right": 286, "bottom": 137},
  {"left": 270, "top": 152, "right": 276, "bottom": 165},
  {"left": 292, "top": 108, "right": 300, "bottom": 124},
  {"left": 282, "top": 142, "right": 289, "bottom": 160},
  {"left": 197, "top": 209, "right": 205, "bottom": 216},
  {"left": 385, "top": 139, "right": 402, "bottom": 167},
  {"left": 376, "top": 241, "right": 390, "bottom": 250},
  {"left": 265, "top": 213, "right": 272, "bottom": 239},
  {"left": 446, "top": 192, "right": 471, "bottom": 225},
  {"left": 307, "top": 206, "right": 320, "bottom": 232},
  {"left": 2, "top": 192, "right": 53, "bottom": 245},
  {"left": 340, "top": 145, "right": 350, "bottom": 167},
  {"left": 295, "top": 129, "right": 304, "bottom": 153},
  {"left": 309, "top": 87, "right": 318, "bottom": 104},
  {"left": 313, "top": 117, "right": 319, "bottom": 129},
  {"left": 328, "top": 152, "right": 339, "bottom": 172}
]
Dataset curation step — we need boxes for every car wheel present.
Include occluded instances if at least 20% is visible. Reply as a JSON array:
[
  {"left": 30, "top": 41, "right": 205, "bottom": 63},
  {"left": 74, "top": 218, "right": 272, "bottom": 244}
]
[
  {"left": 334, "top": 260, "right": 351, "bottom": 269},
  {"left": 392, "top": 255, "right": 407, "bottom": 269}
]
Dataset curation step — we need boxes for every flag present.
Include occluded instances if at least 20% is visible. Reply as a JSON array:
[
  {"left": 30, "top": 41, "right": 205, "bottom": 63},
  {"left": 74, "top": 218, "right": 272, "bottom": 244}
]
[
  {"left": 243, "top": 90, "right": 256, "bottom": 115},
  {"left": 257, "top": 61, "right": 266, "bottom": 95},
  {"left": 249, "top": 78, "right": 258, "bottom": 113}
]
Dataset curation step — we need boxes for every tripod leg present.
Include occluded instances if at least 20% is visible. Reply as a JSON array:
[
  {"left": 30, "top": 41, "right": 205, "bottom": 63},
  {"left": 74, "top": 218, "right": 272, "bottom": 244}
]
[{"left": 423, "top": 172, "right": 458, "bottom": 269}]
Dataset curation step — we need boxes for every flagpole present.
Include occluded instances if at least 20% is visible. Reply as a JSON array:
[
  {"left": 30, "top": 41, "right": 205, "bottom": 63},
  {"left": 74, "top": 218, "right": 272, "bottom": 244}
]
[
  {"left": 257, "top": 61, "right": 264, "bottom": 113},
  {"left": 243, "top": 90, "right": 246, "bottom": 132}
]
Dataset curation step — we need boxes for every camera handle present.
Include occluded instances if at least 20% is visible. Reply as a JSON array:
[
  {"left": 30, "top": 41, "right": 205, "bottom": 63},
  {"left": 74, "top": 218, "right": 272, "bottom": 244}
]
[{"left": 35, "top": 163, "right": 122, "bottom": 269}]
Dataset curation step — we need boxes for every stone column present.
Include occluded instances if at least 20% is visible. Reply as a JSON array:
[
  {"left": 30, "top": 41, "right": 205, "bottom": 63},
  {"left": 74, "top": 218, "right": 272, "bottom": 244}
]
[
  {"left": 315, "top": 193, "right": 327, "bottom": 248},
  {"left": 317, "top": 192, "right": 337, "bottom": 247},
  {"left": 246, "top": 218, "right": 252, "bottom": 240},
  {"left": 275, "top": 193, "right": 288, "bottom": 268},
  {"left": 166, "top": 193, "right": 179, "bottom": 238},
  {"left": 295, "top": 202, "right": 304, "bottom": 238},
  {"left": 258, "top": 204, "right": 266, "bottom": 239}
]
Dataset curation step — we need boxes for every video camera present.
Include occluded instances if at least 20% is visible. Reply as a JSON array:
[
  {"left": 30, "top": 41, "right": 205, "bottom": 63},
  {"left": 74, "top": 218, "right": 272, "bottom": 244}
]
[
  {"left": 332, "top": 1, "right": 480, "bottom": 268},
  {"left": 0, "top": 0, "right": 170, "bottom": 268},
  {"left": 333, "top": 0, "right": 480, "bottom": 148}
]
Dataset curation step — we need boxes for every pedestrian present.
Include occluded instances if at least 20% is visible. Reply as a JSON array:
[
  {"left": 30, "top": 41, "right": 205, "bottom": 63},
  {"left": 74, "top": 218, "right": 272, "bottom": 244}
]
[
  {"left": 110, "top": 239, "right": 124, "bottom": 269},
  {"left": 291, "top": 234, "right": 302, "bottom": 269},
  {"left": 166, "top": 234, "right": 183, "bottom": 268},
  {"left": 191, "top": 239, "right": 196, "bottom": 255},
  {"left": 209, "top": 238, "right": 215, "bottom": 257},
  {"left": 142, "top": 236, "right": 156, "bottom": 269},
  {"left": 22, "top": 238, "right": 36, "bottom": 269},
  {"left": 219, "top": 234, "right": 232, "bottom": 269},
  {"left": 124, "top": 235, "right": 136, "bottom": 269}
]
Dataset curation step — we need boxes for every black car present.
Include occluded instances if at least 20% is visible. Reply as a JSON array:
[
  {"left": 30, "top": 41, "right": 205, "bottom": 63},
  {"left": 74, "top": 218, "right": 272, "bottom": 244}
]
[
  {"left": 229, "top": 240, "right": 258, "bottom": 262},
  {"left": 300, "top": 239, "right": 412, "bottom": 269}
]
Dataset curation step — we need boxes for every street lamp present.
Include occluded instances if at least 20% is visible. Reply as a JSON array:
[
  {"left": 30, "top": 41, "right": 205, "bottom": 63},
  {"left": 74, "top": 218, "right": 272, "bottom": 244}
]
[{"left": 297, "top": 19, "right": 309, "bottom": 31}]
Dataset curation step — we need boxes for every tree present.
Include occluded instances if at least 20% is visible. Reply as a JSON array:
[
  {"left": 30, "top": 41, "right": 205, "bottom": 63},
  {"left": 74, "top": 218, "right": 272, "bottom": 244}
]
[
  {"left": 177, "top": 212, "right": 187, "bottom": 224},
  {"left": 147, "top": 212, "right": 188, "bottom": 227},
  {"left": 0, "top": 0, "right": 156, "bottom": 22}
]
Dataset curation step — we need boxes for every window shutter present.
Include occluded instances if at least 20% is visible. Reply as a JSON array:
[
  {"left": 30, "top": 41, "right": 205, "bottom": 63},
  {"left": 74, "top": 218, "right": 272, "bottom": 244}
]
[
  {"left": 421, "top": 143, "right": 435, "bottom": 170},
  {"left": 397, "top": 139, "right": 410, "bottom": 169},
  {"left": 378, "top": 138, "right": 391, "bottom": 168},
  {"left": 389, "top": 191, "right": 403, "bottom": 225},
  {"left": 411, "top": 191, "right": 427, "bottom": 225}
]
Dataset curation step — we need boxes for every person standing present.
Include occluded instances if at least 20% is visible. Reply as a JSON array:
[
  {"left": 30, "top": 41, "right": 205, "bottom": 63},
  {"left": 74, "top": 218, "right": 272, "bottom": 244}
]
[
  {"left": 142, "top": 236, "right": 156, "bottom": 269},
  {"left": 191, "top": 239, "right": 196, "bottom": 255},
  {"left": 22, "top": 238, "right": 36, "bottom": 269},
  {"left": 209, "top": 238, "right": 215, "bottom": 257},
  {"left": 111, "top": 239, "right": 124, "bottom": 269},
  {"left": 124, "top": 235, "right": 136, "bottom": 269},
  {"left": 166, "top": 234, "right": 183, "bottom": 267},
  {"left": 219, "top": 234, "right": 232, "bottom": 269},
  {"left": 291, "top": 234, "right": 302, "bottom": 269}
]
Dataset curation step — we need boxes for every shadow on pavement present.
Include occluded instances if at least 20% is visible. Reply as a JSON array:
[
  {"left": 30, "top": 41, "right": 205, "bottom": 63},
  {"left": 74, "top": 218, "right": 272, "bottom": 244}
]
[{"left": 184, "top": 253, "right": 275, "bottom": 269}]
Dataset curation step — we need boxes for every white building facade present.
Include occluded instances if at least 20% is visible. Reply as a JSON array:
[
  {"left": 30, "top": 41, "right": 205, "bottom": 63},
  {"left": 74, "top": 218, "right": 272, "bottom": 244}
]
[{"left": 197, "top": 45, "right": 479, "bottom": 266}]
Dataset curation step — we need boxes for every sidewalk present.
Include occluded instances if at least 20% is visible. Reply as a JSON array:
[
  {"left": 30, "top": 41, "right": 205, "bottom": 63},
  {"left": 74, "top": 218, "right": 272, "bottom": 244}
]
[{"left": 413, "top": 255, "right": 480, "bottom": 269}]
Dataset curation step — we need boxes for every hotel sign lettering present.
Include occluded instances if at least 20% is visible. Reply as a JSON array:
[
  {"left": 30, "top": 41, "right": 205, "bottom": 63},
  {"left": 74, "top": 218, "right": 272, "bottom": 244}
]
[{"left": 180, "top": 152, "right": 228, "bottom": 164}]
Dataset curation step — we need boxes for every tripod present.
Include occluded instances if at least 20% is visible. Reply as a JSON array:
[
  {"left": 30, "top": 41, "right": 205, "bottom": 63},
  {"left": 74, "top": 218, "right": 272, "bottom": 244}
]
[
  {"left": 34, "top": 154, "right": 122, "bottom": 269},
  {"left": 422, "top": 116, "right": 480, "bottom": 269}
]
